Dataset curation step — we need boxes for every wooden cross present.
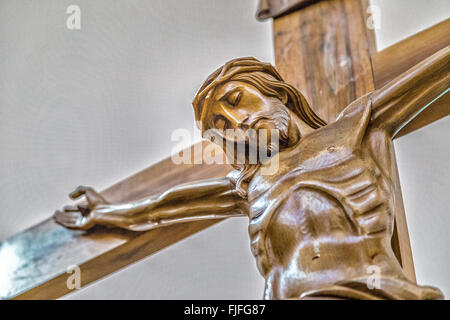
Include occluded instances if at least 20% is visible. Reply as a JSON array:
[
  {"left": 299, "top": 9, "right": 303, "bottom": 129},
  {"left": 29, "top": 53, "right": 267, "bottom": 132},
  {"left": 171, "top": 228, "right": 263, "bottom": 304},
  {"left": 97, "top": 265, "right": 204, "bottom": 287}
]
[{"left": 1, "top": 0, "right": 448, "bottom": 299}]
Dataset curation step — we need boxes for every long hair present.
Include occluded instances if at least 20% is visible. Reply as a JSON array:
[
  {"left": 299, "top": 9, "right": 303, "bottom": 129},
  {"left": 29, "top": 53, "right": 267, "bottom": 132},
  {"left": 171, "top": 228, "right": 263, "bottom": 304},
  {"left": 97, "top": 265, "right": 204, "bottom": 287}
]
[{"left": 192, "top": 57, "right": 326, "bottom": 197}]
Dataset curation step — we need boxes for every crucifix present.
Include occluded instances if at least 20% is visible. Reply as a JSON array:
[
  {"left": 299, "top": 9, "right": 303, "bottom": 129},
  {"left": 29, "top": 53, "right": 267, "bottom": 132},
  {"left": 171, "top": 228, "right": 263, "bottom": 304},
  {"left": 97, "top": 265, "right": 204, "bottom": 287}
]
[{"left": 1, "top": 0, "right": 448, "bottom": 299}]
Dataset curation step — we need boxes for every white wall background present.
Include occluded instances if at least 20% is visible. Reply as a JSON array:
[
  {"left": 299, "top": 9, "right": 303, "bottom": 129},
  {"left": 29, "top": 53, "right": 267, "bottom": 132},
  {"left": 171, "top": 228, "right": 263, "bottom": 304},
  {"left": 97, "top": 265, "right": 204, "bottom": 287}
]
[{"left": 0, "top": 0, "right": 448, "bottom": 299}]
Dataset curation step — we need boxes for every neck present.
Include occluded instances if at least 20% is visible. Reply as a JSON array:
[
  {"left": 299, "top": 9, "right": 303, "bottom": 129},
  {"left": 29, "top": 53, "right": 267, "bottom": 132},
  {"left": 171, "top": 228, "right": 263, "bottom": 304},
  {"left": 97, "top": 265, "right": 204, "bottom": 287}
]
[{"left": 286, "top": 111, "right": 315, "bottom": 147}]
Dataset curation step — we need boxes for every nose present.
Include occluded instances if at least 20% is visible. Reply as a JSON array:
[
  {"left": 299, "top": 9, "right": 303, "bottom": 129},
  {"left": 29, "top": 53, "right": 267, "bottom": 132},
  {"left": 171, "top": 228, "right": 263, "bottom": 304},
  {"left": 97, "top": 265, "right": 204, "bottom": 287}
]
[{"left": 221, "top": 106, "right": 249, "bottom": 128}]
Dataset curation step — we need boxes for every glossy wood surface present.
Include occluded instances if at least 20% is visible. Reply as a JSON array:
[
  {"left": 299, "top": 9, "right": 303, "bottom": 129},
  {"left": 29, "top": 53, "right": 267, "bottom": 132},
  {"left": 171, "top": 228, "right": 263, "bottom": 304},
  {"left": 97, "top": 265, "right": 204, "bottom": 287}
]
[
  {"left": 53, "top": 48, "right": 448, "bottom": 299},
  {"left": 372, "top": 18, "right": 450, "bottom": 138},
  {"left": 372, "top": 19, "right": 450, "bottom": 89},
  {"left": 272, "top": 0, "right": 416, "bottom": 280}
]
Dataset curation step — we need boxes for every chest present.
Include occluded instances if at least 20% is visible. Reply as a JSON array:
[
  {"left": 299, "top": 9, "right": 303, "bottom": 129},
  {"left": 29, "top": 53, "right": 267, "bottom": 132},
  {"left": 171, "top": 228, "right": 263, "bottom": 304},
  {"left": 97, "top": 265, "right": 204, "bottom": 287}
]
[{"left": 247, "top": 132, "right": 393, "bottom": 223}]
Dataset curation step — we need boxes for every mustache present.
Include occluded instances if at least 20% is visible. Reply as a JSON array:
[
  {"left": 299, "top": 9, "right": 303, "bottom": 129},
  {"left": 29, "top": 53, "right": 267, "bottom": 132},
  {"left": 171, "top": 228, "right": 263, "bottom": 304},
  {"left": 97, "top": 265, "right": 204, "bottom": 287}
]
[
  {"left": 205, "top": 107, "right": 291, "bottom": 166},
  {"left": 247, "top": 109, "right": 290, "bottom": 131},
  {"left": 247, "top": 109, "right": 290, "bottom": 145},
  {"left": 207, "top": 108, "right": 290, "bottom": 146}
]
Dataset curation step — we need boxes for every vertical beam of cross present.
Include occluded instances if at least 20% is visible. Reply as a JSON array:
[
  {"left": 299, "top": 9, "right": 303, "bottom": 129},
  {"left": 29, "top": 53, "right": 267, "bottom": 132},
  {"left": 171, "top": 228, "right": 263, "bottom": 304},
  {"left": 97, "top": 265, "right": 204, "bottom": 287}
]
[{"left": 271, "top": 0, "right": 416, "bottom": 280}]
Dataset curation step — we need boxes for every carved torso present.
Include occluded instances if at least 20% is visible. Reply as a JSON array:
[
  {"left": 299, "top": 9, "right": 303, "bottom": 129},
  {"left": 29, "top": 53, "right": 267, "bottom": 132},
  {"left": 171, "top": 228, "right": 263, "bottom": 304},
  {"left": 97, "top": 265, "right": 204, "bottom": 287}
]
[{"left": 245, "top": 97, "right": 428, "bottom": 299}]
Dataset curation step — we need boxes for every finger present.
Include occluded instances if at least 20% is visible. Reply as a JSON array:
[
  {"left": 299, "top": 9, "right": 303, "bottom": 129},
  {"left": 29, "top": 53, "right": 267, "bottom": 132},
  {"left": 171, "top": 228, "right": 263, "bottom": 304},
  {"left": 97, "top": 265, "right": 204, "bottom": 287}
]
[
  {"left": 63, "top": 205, "right": 80, "bottom": 212},
  {"left": 59, "top": 218, "right": 77, "bottom": 228},
  {"left": 53, "top": 210, "right": 63, "bottom": 220},
  {"left": 54, "top": 210, "right": 72, "bottom": 225},
  {"left": 54, "top": 211, "right": 81, "bottom": 228},
  {"left": 70, "top": 185, "right": 105, "bottom": 205},
  {"left": 67, "top": 216, "right": 78, "bottom": 225},
  {"left": 69, "top": 186, "right": 88, "bottom": 200},
  {"left": 54, "top": 210, "right": 72, "bottom": 222}
]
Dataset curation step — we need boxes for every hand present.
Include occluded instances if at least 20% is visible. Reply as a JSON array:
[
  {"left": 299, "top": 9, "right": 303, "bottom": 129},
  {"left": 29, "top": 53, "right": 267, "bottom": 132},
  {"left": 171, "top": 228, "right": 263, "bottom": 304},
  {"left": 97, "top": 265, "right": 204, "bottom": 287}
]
[{"left": 53, "top": 186, "right": 108, "bottom": 230}]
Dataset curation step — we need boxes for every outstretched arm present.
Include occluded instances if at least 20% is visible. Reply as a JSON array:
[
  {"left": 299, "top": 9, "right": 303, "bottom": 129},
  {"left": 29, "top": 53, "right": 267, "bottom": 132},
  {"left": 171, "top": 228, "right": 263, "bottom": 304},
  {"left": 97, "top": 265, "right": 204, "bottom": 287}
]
[
  {"left": 54, "top": 174, "right": 247, "bottom": 231},
  {"left": 370, "top": 46, "right": 449, "bottom": 139}
]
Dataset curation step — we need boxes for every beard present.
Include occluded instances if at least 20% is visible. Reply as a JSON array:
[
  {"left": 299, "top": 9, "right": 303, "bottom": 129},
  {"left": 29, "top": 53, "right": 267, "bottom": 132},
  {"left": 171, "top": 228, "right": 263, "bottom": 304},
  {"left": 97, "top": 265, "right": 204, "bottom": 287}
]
[
  {"left": 248, "top": 106, "right": 290, "bottom": 156},
  {"left": 203, "top": 104, "right": 292, "bottom": 198},
  {"left": 209, "top": 103, "right": 291, "bottom": 167}
]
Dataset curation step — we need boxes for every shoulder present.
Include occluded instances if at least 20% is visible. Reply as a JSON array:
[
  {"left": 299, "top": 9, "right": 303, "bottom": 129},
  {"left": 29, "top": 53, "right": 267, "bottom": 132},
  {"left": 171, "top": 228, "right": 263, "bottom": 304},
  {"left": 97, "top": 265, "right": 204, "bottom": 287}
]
[{"left": 336, "top": 92, "right": 374, "bottom": 121}]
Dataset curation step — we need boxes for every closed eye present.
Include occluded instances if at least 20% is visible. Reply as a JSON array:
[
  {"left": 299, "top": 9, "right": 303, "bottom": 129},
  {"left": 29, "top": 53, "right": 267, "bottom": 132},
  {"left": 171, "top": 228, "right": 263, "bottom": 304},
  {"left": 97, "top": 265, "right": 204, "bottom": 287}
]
[{"left": 222, "top": 89, "right": 242, "bottom": 107}]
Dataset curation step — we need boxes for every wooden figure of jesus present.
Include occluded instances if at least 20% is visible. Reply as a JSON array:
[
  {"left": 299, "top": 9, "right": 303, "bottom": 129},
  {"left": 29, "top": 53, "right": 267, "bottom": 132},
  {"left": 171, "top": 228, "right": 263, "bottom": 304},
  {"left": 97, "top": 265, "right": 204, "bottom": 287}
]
[{"left": 54, "top": 46, "right": 449, "bottom": 300}]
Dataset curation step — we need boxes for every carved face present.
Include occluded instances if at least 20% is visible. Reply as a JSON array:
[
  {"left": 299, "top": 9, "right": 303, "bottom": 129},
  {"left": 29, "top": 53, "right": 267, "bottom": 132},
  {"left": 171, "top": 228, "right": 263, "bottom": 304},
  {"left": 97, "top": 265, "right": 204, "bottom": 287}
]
[{"left": 204, "top": 81, "right": 291, "bottom": 154}]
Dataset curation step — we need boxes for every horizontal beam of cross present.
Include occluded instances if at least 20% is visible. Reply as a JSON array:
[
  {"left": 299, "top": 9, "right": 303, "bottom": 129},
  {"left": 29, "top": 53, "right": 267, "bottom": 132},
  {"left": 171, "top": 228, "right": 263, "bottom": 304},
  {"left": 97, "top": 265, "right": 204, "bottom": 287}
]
[
  {"left": 372, "top": 18, "right": 450, "bottom": 137},
  {"left": 1, "top": 18, "right": 448, "bottom": 300},
  {"left": 0, "top": 142, "right": 232, "bottom": 299}
]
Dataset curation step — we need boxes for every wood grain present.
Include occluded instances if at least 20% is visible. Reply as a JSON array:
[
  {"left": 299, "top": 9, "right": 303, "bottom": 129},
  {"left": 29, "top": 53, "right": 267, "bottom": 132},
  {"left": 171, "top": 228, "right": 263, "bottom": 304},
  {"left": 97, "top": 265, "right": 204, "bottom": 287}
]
[
  {"left": 273, "top": 0, "right": 375, "bottom": 123},
  {"left": 0, "top": 142, "right": 232, "bottom": 299},
  {"left": 273, "top": 0, "right": 416, "bottom": 281},
  {"left": 372, "top": 19, "right": 450, "bottom": 138},
  {"left": 372, "top": 19, "right": 450, "bottom": 89}
]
